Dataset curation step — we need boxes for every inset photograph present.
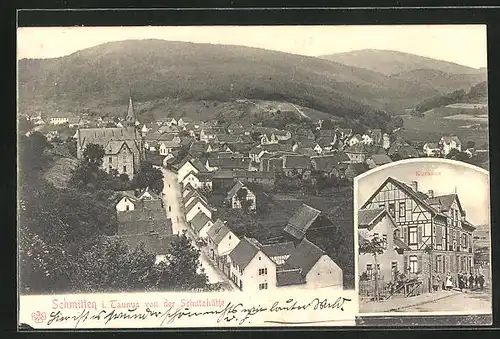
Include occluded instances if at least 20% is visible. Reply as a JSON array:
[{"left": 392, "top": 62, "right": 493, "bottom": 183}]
[{"left": 355, "top": 158, "right": 491, "bottom": 315}]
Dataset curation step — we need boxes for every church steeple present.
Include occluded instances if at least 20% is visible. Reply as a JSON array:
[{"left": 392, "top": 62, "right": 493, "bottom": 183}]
[{"left": 125, "top": 96, "right": 136, "bottom": 127}]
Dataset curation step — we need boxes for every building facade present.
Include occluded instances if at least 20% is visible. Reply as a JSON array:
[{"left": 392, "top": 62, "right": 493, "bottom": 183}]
[{"left": 360, "top": 177, "right": 475, "bottom": 289}]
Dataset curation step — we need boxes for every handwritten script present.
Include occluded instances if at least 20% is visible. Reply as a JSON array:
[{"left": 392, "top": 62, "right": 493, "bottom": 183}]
[{"left": 44, "top": 297, "right": 352, "bottom": 327}]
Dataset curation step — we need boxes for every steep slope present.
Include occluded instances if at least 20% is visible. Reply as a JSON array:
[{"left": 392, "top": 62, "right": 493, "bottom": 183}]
[
  {"left": 319, "top": 49, "right": 485, "bottom": 76},
  {"left": 19, "top": 40, "right": 457, "bottom": 119}
]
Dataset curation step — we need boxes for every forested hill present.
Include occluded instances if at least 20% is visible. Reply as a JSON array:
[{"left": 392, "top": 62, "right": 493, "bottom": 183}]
[{"left": 18, "top": 39, "right": 473, "bottom": 121}]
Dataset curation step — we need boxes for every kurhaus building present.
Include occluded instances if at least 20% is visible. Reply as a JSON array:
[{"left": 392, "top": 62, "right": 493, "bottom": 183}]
[{"left": 359, "top": 177, "right": 475, "bottom": 288}]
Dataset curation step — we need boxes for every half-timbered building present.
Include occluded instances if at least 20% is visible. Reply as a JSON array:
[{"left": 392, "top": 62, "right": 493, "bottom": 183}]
[{"left": 360, "top": 177, "right": 475, "bottom": 290}]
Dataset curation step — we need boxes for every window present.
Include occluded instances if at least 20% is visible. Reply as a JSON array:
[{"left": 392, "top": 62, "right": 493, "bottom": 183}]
[
  {"left": 259, "top": 268, "right": 268, "bottom": 276},
  {"left": 399, "top": 202, "right": 406, "bottom": 217},
  {"left": 382, "top": 234, "right": 388, "bottom": 248},
  {"left": 388, "top": 203, "right": 395, "bottom": 217},
  {"left": 125, "top": 205, "right": 129, "bottom": 211},
  {"left": 259, "top": 283, "right": 268, "bottom": 290},
  {"left": 436, "top": 255, "right": 443, "bottom": 273},
  {"left": 394, "top": 229, "right": 401, "bottom": 239},
  {"left": 409, "top": 255, "right": 418, "bottom": 273},
  {"left": 409, "top": 227, "right": 418, "bottom": 245},
  {"left": 373, "top": 233, "right": 379, "bottom": 239},
  {"left": 391, "top": 261, "right": 398, "bottom": 271},
  {"left": 379, "top": 203, "right": 385, "bottom": 209},
  {"left": 109, "top": 156, "right": 112, "bottom": 163},
  {"left": 366, "top": 264, "right": 373, "bottom": 278},
  {"left": 123, "top": 165, "right": 126, "bottom": 173}
]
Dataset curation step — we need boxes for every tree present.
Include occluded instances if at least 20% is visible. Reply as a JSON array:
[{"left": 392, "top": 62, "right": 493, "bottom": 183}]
[
  {"left": 133, "top": 161, "right": 164, "bottom": 194},
  {"left": 446, "top": 148, "right": 470, "bottom": 162},
  {"left": 156, "top": 235, "right": 209, "bottom": 291},
  {"left": 83, "top": 143, "right": 105, "bottom": 168},
  {"left": 359, "top": 236, "right": 385, "bottom": 301}
]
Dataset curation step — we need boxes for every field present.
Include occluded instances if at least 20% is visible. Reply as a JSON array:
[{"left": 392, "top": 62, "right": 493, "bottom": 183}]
[{"left": 402, "top": 106, "right": 490, "bottom": 147}]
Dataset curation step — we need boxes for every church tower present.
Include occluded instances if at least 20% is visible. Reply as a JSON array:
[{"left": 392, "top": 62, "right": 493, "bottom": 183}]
[{"left": 125, "top": 96, "right": 137, "bottom": 127}]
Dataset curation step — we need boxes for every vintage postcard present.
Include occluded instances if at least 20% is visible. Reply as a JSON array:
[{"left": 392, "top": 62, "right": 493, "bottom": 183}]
[{"left": 17, "top": 24, "right": 489, "bottom": 329}]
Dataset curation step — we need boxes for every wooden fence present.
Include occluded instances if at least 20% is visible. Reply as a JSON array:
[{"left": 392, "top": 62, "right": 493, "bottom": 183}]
[{"left": 359, "top": 279, "right": 425, "bottom": 300}]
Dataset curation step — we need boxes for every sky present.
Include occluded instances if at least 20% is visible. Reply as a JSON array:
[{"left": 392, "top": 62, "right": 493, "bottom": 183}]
[
  {"left": 17, "top": 25, "right": 487, "bottom": 68},
  {"left": 356, "top": 159, "right": 490, "bottom": 226}
]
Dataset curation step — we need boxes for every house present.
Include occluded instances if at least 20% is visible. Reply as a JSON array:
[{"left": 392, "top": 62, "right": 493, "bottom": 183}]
[
  {"left": 225, "top": 180, "right": 257, "bottom": 211},
  {"left": 283, "top": 204, "right": 336, "bottom": 245},
  {"left": 176, "top": 157, "right": 208, "bottom": 183},
  {"left": 181, "top": 171, "right": 213, "bottom": 190},
  {"left": 183, "top": 188, "right": 208, "bottom": 208},
  {"left": 207, "top": 219, "right": 240, "bottom": 268},
  {"left": 260, "top": 241, "right": 296, "bottom": 265},
  {"left": 49, "top": 116, "right": 70, "bottom": 125},
  {"left": 283, "top": 155, "right": 311, "bottom": 178},
  {"left": 185, "top": 197, "right": 212, "bottom": 222},
  {"left": 311, "top": 153, "right": 350, "bottom": 177},
  {"left": 227, "top": 237, "right": 277, "bottom": 291},
  {"left": 189, "top": 212, "right": 214, "bottom": 240},
  {"left": 182, "top": 183, "right": 196, "bottom": 199},
  {"left": 423, "top": 143, "right": 441, "bottom": 157},
  {"left": 360, "top": 177, "right": 476, "bottom": 291},
  {"left": 205, "top": 157, "right": 251, "bottom": 172},
  {"left": 215, "top": 134, "right": 243, "bottom": 144},
  {"left": 75, "top": 97, "right": 143, "bottom": 180},
  {"left": 369, "top": 129, "right": 383, "bottom": 145},
  {"left": 200, "top": 128, "right": 218, "bottom": 143},
  {"left": 348, "top": 134, "right": 363, "bottom": 146},
  {"left": 365, "top": 154, "right": 393, "bottom": 169},
  {"left": 361, "top": 134, "right": 374, "bottom": 145},
  {"left": 158, "top": 135, "right": 182, "bottom": 155},
  {"left": 281, "top": 238, "right": 343, "bottom": 289},
  {"left": 260, "top": 156, "right": 285, "bottom": 172},
  {"left": 177, "top": 117, "right": 193, "bottom": 127},
  {"left": 116, "top": 188, "right": 171, "bottom": 236},
  {"left": 165, "top": 118, "right": 178, "bottom": 127},
  {"left": 344, "top": 143, "right": 368, "bottom": 163},
  {"left": 335, "top": 128, "right": 353, "bottom": 141},
  {"left": 439, "top": 135, "right": 462, "bottom": 156},
  {"left": 358, "top": 208, "right": 409, "bottom": 283},
  {"left": 382, "top": 133, "right": 391, "bottom": 149}
]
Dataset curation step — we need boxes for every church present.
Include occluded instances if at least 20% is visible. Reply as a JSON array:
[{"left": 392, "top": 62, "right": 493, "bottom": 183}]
[{"left": 75, "top": 97, "right": 144, "bottom": 180}]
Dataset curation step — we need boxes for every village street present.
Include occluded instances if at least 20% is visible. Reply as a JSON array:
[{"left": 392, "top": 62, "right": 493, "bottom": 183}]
[
  {"left": 157, "top": 166, "right": 227, "bottom": 286},
  {"left": 361, "top": 288, "right": 492, "bottom": 313}
]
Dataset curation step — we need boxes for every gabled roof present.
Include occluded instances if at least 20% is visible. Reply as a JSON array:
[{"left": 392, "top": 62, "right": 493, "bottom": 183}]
[
  {"left": 368, "top": 154, "right": 393, "bottom": 166},
  {"left": 226, "top": 180, "right": 245, "bottom": 200},
  {"left": 183, "top": 183, "right": 195, "bottom": 194},
  {"left": 183, "top": 189, "right": 208, "bottom": 205},
  {"left": 440, "top": 135, "right": 462, "bottom": 145},
  {"left": 178, "top": 156, "right": 208, "bottom": 173},
  {"left": 189, "top": 212, "right": 212, "bottom": 233},
  {"left": 284, "top": 204, "right": 322, "bottom": 240},
  {"left": 361, "top": 177, "right": 445, "bottom": 217},
  {"left": 260, "top": 241, "right": 296, "bottom": 258},
  {"left": 138, "top": 187, "right": 161, "bottom": 201},
  {"left": 425, "top": 194, "right": 463, "bottom": 214},
  {"left": 207, "top": 219, "right": 231, "bottom": 245},
  {"left": 228, "top": 237, "right": 260, "bottom": 270},
  {"left": 423, "top": 142, "right": 439, "bottom": 149},
  {"left": 285, "top": 238, "right": 325, "bottom": 276},
  {"left": 358, "top": 208, "right": 387, "bottom": 229},
  {"left": 185, "top": 197, "right": 210, "bottom": 214}
]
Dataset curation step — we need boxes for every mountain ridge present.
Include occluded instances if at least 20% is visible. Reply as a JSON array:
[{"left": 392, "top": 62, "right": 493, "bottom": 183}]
[{"left": 18, "top": 40, "right": 486, "bottom": 122}]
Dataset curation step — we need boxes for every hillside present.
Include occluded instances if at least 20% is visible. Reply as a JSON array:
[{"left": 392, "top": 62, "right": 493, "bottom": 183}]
[
  {"left": 319, "top": 49, "right": 485, "bottom": 76},
  {"left": 18, "top": 39, "right": 464, "bottom": 121}
]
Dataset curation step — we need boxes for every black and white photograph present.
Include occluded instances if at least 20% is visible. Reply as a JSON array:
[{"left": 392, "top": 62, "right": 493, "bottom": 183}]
[
  {"left": 355, "top": 158, "right": 491, "bottom": 316},
  {"left": 16, "top": 24, "right": 489, "bottom": 328}
]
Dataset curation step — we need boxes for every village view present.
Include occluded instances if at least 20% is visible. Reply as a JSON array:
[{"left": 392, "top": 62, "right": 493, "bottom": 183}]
[{"left": 18, "top": 90, "right": 489, "bottom": 296}]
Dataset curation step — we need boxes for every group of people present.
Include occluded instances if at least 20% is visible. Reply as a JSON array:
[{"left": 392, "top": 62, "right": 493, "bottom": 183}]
[{"left": 432, "top": 272, "right": 485, "bottom": 292}]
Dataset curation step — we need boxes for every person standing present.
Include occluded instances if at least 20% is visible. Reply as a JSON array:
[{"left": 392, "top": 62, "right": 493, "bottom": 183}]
[
  {"left": 469, "top": 273, "right": 475, "bottom": 289},
  {"left": 475, "top": 274, "right": 479, "bottom": 288},
  {"left": 479, "top": 274, "right": 485, "bottom": 290},
  {"left": 445, "top": 274, "right": 453, "bottom": 290}
]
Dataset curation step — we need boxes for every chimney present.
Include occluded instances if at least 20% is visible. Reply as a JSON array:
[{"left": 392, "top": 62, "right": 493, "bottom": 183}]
[
  {"left": 427, "top": 190, "right": 434, "bottom": 198},
  {"left": 410, "top": 181, "right": 418, "bottom": 192}
]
